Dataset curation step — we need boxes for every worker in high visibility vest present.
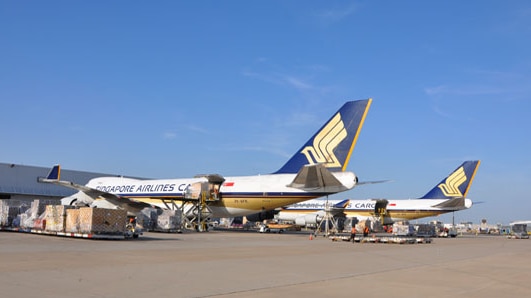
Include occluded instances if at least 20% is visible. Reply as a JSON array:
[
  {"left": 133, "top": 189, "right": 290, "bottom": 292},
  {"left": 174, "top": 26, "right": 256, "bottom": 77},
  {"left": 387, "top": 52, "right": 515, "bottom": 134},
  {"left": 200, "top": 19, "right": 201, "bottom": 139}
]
[
  {"left": 350, "top": 226, "right": 357, "bottom": 242},
  {"left": 363, "top": 226, "right": 370, "bottom": 237}
]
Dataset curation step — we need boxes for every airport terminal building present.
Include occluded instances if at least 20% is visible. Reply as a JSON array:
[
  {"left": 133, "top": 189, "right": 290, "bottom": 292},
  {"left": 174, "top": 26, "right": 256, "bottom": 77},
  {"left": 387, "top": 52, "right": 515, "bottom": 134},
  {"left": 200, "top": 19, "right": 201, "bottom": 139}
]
[{"left": 0, "top": 162, "right": 121, "bottom": 206}]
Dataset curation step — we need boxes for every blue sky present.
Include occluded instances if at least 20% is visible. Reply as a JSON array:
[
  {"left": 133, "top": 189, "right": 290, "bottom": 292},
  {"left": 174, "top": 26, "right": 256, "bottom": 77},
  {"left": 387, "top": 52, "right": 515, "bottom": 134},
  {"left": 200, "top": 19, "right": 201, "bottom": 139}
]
[{"left": 1, "top": 1, "right": 530, "bottom": 225}]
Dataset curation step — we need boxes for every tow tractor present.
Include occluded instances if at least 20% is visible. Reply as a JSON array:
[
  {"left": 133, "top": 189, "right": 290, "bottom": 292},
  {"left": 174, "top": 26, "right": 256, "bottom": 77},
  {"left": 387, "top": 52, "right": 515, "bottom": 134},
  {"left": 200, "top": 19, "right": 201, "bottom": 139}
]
[
  {"left": 125, "top": 218, "right": 142, "bottom": 239},
  {"left": 259, "top": 223, "right": 293, "bottom": 233},
  {"left": 508, "top": 224, "right": 529, "bottom": 239}
]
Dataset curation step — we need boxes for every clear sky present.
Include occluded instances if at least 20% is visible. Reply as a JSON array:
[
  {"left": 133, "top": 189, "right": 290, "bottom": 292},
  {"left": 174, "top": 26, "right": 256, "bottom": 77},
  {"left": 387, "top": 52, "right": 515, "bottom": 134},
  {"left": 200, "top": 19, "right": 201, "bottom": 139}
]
[{"left": 1, "top": 1, "right": 530, "bottom": 226}]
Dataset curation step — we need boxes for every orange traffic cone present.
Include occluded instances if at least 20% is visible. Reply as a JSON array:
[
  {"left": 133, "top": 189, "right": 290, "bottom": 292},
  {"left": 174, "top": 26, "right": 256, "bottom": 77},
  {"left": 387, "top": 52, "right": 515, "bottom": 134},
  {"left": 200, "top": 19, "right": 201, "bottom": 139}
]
[{"left": 309, "top": 233, "right": 313, "bottom": 240}]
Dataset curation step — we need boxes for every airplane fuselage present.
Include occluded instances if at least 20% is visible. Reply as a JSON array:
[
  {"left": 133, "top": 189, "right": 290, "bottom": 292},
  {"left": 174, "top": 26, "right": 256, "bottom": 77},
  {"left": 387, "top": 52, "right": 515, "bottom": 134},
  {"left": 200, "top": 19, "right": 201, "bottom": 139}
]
[
  {"left": 346, "top": 198, "right": 472, "bottom": 222},
  {"left": 278, "top": 198, "right": 473, "bottom": 224},
  {"left": 79, "top": 172, "right": 357, "bottom": 218}
]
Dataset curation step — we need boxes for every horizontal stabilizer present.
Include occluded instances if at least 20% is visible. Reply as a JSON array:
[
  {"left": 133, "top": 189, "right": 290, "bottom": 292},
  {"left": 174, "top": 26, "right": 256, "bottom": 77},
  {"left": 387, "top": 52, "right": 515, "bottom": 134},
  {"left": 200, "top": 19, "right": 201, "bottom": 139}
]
[
  {"left": 433, "top": 197, "right": 466, "bottom": 208},
  {"left": 357, "top": 179, "right": 392, "bottom": 185},
  {"left": 287, "top": 163, "right": 346, "bottom": 191}
]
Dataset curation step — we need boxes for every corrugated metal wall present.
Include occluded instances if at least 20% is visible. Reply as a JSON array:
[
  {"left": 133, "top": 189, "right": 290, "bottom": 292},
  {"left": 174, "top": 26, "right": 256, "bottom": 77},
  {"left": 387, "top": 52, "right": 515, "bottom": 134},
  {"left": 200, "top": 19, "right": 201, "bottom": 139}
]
[{"left": 0, "top": 163, "right": 134, "bottom": 197}]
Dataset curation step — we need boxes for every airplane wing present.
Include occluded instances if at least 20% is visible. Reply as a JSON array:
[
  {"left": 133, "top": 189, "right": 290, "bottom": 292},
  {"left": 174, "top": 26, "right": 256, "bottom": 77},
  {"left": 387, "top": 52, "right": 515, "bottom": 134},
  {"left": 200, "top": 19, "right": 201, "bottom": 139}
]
[
  {"left": 38, "top": 165, "right": 153, "bottom": 213},
  {"left": 276, "top": 199, "right": 350, "bottom": 226}
]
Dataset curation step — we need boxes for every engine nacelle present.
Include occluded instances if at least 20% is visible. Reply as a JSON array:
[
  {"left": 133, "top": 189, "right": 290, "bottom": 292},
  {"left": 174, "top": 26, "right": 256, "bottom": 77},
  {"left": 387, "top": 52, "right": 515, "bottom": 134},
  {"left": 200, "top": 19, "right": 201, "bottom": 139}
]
[
  {"left": 245, "top": 210, "right": 278, "bottom": 222},
  {"left": 295, "top": 214, "right": 321, "bottom": 226},
  {"left": 61, "top": 192, "right": 93, "bottom": 207}
]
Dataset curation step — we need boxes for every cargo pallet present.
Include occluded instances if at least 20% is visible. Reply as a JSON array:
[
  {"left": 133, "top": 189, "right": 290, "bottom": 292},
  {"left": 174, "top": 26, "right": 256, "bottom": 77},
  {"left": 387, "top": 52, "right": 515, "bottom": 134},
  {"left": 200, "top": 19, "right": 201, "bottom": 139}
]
[
  {"left": 0, "top": 226, "right": 127, "bottom": 240},
  {"left": 330, "top": 235, "right": 433, "bottom": 244}
]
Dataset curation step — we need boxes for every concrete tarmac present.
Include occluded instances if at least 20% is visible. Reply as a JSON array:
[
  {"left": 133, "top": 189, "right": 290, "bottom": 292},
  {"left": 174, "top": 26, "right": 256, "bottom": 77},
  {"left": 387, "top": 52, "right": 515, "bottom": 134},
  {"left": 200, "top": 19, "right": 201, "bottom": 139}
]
[{"left": 1, "top": 230, "right": 530, "bottom": 298}]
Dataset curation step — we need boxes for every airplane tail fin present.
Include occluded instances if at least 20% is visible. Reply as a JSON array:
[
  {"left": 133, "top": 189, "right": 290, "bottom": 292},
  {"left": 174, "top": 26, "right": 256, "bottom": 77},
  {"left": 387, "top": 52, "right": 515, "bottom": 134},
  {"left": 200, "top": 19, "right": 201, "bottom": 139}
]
[
  {"left": 420, "top": 160, "right": 481, "bottom": 199},
  {"left": 333, "top": 199, "right": 350, "bottom": 209},
  {"left": 275, "top": 99, "right": 372, "bottom": 174}
]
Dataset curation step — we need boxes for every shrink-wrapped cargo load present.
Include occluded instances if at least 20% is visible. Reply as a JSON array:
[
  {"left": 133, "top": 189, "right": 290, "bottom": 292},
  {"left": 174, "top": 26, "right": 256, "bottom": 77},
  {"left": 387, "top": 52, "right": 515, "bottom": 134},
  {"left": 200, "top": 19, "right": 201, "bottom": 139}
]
[
  {"left": 154, "top": 209, "right": 182, "bottom": 232},
  {"left": 65, "top": 209, "right": 81, "bottom": 233},
  {"left": 0, "top": 200, "right": 20, "bottom": 227},
  {"left": 136, "top": 207, "right": 157, "bottom": 231},
  {"left": 79, "top": 207, "right": 127, "bottom": 234},
  {"left": 45, "top": 205, "right": 74, "bottom": 232}
]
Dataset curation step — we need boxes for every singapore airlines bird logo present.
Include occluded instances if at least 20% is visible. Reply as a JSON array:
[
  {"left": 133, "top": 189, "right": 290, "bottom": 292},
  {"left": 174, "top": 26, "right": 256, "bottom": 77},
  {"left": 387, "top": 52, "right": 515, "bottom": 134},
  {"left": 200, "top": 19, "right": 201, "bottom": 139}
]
[
  {"left": 300, "top": 113, "right": 346, "bottom": 168},
  {"left": 438, "top": 166, "right": 467, "bottom": 197}
]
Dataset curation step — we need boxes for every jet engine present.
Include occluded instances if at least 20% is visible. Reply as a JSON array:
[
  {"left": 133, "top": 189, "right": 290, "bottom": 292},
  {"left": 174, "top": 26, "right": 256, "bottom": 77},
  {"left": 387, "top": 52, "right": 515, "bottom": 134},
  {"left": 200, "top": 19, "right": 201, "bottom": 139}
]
[
  {"left": 61, "top": 193, "right": 92, "bottom": 207},
  {"left": 245, "top": 210, "right": 278, "bottom": 222},
  {"left": 294, "top": 214, "right": 322, "bottom": 226}
]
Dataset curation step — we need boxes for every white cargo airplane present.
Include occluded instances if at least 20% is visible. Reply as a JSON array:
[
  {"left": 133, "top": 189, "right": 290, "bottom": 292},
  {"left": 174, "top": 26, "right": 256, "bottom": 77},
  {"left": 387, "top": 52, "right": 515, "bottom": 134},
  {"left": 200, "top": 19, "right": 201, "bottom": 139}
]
[
  {"left": 39, "top": 99, "right": 373, "bottom": 221},
  {"left": 271, "top": 160, "right": 481, "bottom": 226}
]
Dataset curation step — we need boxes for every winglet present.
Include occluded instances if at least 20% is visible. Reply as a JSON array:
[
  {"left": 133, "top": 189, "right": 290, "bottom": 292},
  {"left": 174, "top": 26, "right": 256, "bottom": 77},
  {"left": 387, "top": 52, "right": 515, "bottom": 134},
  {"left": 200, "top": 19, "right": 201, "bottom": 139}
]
[
  {"left": 420, "top": 160, "right": 481, "bottom": 199},
  {"left": 38, "top": 164, "right": 61, "bottom": 182},
  {"left": 47, "top": 164, "right": 61, "bottom": 180},
  {"left": 275, "top": 99, "right": 372, "bottom": 174}
]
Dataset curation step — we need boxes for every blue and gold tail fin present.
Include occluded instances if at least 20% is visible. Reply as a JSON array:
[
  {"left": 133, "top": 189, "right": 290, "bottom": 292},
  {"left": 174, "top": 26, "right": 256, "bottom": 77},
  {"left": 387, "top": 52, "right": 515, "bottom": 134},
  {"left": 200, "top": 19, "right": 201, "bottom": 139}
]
[
  {"left": 420, "top": 160, "right": 481, "bottom": 199},
  {"left": 332, "top": 199, "right": 350, "bottom": 209},
  {"left": 44, "top": 164, "right": 61, "bottom": 181},
  {"left": 275, "top": 99, "right": 372, "bottom": 174}
]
